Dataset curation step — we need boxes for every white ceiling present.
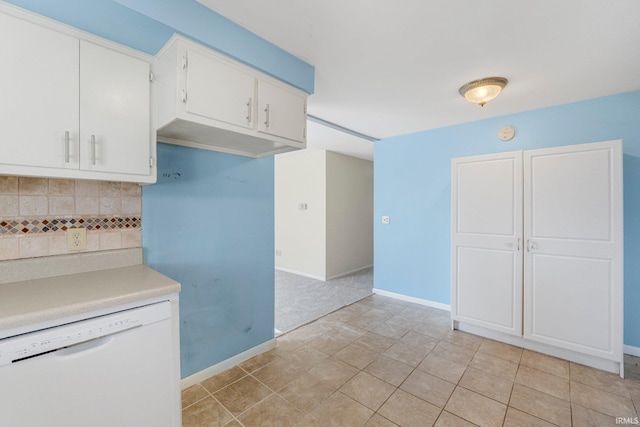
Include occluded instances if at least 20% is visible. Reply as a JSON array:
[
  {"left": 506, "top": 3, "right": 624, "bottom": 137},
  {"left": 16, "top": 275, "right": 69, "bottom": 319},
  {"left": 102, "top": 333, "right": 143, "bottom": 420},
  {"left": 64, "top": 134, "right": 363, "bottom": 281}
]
[
  {"left": 198, "top": 0, "right": 640, "bottom": 160},
  {"left": 277, "top": 120, "right": 374, "bottom": 161}
]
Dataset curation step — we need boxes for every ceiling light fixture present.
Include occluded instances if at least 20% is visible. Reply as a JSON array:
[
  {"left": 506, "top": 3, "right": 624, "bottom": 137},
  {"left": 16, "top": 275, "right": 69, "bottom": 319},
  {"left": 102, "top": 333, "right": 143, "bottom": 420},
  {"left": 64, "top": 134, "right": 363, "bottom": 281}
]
[{"left": 459, "top": 77, "right": 508, "bottom": 107}]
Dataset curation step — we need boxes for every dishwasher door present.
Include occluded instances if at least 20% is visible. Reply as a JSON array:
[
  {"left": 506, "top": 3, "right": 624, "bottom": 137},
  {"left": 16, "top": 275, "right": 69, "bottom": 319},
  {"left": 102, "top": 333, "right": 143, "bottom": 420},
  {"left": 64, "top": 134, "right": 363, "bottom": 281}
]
[{"left": 0, "top": 301, "right": 179, "bottom": 427}]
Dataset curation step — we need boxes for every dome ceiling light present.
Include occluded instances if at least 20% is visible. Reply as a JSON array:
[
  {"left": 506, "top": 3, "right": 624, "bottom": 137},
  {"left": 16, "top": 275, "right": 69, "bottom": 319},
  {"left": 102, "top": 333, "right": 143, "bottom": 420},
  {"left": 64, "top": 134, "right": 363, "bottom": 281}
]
[{"left": 459, "top": 77, "right": 508, "bottom": 107}]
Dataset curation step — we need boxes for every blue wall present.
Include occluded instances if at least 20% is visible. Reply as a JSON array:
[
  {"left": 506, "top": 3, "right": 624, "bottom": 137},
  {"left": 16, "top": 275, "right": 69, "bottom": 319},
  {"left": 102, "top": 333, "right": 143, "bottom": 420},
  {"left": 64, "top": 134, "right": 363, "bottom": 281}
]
[
  {"left": 374, "top": 91, "right": 640, "bottom": 348},
  {"left": 5, "top": 0, "right": 313, "bottom": 378},
  {"left": 143, "top": 144, "right": 275, "bottom": 378},
  {"left": 3, "top": 0, "right": 314, "bottom": 93}
]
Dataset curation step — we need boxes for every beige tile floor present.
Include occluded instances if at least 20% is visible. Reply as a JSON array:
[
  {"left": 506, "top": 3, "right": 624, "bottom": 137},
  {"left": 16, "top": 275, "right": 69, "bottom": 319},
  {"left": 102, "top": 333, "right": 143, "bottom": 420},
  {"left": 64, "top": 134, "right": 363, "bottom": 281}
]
[{"left": 182, "top": 294, "right": 640, "bottom": 426}]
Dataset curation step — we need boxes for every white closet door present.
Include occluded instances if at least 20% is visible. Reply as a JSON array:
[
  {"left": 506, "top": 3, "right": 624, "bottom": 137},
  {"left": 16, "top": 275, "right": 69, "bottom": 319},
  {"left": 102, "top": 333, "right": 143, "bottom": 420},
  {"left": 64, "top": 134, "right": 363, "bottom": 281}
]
[
  {"left": 523, "top": 140, "right": 623, "bottom": 361},
  {"left": 452, "top": 151, "right": 523, "bottom": 336}
]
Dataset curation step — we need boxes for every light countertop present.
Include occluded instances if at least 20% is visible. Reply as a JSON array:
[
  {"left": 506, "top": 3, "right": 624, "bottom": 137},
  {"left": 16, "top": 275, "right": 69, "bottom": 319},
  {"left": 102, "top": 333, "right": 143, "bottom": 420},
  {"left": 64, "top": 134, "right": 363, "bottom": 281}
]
[{"left": 0, "top": 264, "right": 181, "bottom": 332}]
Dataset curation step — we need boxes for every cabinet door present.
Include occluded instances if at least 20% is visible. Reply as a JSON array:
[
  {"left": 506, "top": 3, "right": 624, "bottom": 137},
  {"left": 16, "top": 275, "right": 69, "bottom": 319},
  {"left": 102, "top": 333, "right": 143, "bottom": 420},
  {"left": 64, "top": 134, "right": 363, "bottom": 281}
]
[
  {"left": 451, "top": 151, "right": 523, "bottom": 336},
  {"left": 0, "top": 13, "right": 79, "bottom": 170},
  {"left": 523, "top": 141, "right": 623, "bottom": 361},
  {"left": 257, "top": 80, "right": 306, "bottom": 143},
  {"left": 80, "top": 41, "right": 151, "bottom": 176},
  {"left": 185, "top": 48, "right": 256, "bottom": 130}
]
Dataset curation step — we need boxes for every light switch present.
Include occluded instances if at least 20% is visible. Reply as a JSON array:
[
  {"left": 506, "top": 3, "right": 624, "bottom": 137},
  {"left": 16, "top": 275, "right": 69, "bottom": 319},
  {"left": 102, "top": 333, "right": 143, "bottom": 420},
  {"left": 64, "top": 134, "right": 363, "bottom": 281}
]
[{"left": 382, "top": 215, "right": 390, "bottom": 224}]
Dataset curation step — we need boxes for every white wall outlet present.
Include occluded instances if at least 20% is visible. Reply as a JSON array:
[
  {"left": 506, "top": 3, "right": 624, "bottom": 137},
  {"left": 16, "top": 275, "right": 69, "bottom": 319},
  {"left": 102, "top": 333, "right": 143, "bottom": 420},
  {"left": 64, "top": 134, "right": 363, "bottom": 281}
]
[
  {"left": 298, "top": 203, "right": 308, "bottom": 210},
  {"left": 382, "top": 215, "right": 390, "bottom": 224},
  {"left": 275, "top": 249, "right": 282, "bottom": 256},
  {"left": 67, "top": 227, "right": 87, "bottom": 251}
]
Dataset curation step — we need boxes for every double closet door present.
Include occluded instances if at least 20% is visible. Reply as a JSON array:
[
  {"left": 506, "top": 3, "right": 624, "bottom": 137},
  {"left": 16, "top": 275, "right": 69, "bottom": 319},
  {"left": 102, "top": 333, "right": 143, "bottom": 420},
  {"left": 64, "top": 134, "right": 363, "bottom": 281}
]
[{"left": 451, "top": 140, "right": 623, "bottom": 366}]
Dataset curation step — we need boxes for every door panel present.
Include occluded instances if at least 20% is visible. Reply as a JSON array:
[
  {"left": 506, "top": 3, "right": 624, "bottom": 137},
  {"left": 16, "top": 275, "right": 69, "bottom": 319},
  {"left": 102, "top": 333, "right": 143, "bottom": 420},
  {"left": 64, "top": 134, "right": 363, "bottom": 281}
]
[
  {"left": 457, "top": 159, "right": 517, "bottom": 236},
  {"left": 257, "top": 80, "right": 306, "bottom": 143},
  {"left": 0, "top": 13, "right": 79, "bottom": 170},
  {"left": 451, "top": 151, "right": 523, "bottom": 336},
  {"left": 80, "top": 41, "right": 150, "bottom": 175},
  {"left": 531, "top": 149, "right": 612, "bottom": 240},
  {"left": 524, "top": 140, "right": 623, "bottom": 360},
  {"left": 456, "top": 247, "right": 518, "bottom": 329},
  {"left": 529, "top": 254, "right": 612, "bottom": 351},
  {"left": 185, "top": 48, "right": 256, "bottom": 129}
]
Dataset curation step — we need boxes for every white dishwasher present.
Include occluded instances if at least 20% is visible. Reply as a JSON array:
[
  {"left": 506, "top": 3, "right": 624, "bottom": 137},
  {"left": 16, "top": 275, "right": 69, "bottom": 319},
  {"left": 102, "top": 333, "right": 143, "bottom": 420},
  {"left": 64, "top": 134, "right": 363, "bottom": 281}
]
[{"left": 0, "top": 300, "right": 179, "bottom": 427}]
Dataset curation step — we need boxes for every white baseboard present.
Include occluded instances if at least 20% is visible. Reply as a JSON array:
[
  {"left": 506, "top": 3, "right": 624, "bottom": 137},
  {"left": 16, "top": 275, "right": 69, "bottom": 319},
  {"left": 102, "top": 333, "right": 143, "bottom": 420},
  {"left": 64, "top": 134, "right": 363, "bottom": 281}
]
[
  {"left": 373, "top": 288, "right": 451, "bottom": 312},
  {"left": 326, "top": 264, "right": 373, "bottom": 281},
  {"left": 180, "top": 339, "right": 276, "bottom": 389},
  {"left": 624, "top": 344, "right": 640, "bottom": 357},
  {"left": 276, "top": 264, "right": 373, "bottom": 282},
  {"left": 455, "top": 321, "right": 623, "bottom": 377},
  {"left": 275, "top": 267, "right": 325, "bottom": 281}
]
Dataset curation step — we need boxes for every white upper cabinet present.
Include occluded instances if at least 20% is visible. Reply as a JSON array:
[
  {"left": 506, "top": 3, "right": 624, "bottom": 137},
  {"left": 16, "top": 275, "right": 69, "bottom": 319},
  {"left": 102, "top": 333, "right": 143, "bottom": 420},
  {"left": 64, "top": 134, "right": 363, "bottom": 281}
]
[
  {"left": 155, "top": 35, "right": 307, "bottom": 158},
  {"left": 185, "top": 48, "right": 256, "bottom": 130},
  {"left": 0, "top": 7, "right": 155, "bottom": 183},
  {"left": 257, "top": 80, "right": 307, "bottom": 143},
  {"left": 79, "top": 41, "right": 151, "bottom": 176},
  {"left": 0, "top": 11, "right": 79, "bottom": 170}
]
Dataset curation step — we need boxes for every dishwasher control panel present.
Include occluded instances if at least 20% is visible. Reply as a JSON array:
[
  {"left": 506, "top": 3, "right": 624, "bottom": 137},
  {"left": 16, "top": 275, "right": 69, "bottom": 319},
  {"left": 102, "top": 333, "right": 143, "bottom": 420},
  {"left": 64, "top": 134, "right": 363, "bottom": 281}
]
[{"left": 0, "top": 301, "right": 170, "bottom": 367}]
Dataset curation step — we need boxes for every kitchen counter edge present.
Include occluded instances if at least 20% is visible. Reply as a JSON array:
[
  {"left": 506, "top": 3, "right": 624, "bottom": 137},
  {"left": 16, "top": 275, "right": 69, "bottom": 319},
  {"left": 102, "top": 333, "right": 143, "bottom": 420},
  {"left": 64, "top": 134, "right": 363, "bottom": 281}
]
[{"left": 0, "top": 264, "right": 181, "bottom": 333}]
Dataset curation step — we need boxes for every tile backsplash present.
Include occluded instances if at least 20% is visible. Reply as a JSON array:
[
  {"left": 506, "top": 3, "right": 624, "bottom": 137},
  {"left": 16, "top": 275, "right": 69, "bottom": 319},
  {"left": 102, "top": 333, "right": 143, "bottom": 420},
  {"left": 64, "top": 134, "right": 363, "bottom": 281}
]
[{"left": 0, "top": 176, "right": 142, "bottom": 261}]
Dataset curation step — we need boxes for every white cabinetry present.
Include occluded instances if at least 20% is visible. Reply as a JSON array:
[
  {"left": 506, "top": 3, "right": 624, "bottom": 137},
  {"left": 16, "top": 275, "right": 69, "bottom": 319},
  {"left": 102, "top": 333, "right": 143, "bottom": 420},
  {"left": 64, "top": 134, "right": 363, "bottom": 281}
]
[
  {"left": 451, "top": 151, "right": 523, "bottom": 337},
  {"left": 257, "top": 80, "right": 307, "bottom": 143},
  {"left": 0, "top": 11, "right": 79, "bottom": 171},
  {"left": 79, "top": 41, "right": 151, "bottom": 176},
  {"left": 0, "top": 8, "right": 155, "bottom": 183},
  {"left": 184, "top": 48, "right": 256, "bottom": 130},
  {"left": 155, "top": 35, "right": 307, "bottom": 158},
  {"left": 451, "top": 140, "right": 623, "bottom": 375}
]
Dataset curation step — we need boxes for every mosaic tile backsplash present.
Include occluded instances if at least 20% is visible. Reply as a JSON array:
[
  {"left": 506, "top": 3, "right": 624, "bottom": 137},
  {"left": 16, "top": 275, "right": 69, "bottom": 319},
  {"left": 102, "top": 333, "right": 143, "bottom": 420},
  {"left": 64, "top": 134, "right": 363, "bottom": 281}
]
[{"left": 0, "top": 176, "right": 142, "bottom": 261}]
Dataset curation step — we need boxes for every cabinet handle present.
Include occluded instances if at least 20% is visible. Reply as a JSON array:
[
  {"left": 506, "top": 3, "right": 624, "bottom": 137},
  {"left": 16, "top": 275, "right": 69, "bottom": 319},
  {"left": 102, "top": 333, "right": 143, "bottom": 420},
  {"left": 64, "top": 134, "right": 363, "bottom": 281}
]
[
  {"left": 246, "top": 98, "right": 252, "bottom": 123},
  {"left": 264, "top": 104, "right": 270, "bottom": 129},
  {"left": 526, "top": 239, "right": 538, "bottom": 252},
  {"left": 181, "top": 90, "right": 187, "bottom": 103},
  {"left": 90, "top": 134, "right": 96, "bottom": 166},
  {"left": 64, "top": 131, "right": 70, "bottom": 163},
  {"left": 517, "top": 238, "right": 521, "bottom": 251}
]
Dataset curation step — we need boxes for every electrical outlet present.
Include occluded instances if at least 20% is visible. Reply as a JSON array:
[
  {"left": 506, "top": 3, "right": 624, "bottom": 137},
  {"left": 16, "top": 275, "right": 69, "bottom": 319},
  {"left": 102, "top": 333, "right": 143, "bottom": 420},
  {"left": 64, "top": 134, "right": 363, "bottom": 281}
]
[
  {"left": 67, "top": 227, "right": 87, "bottom": 251},
  {"left": 275, "top": 249, "right": 282, "bottom": 256},
  {"left": 382, "top": 215, "right": 390, "bottom": 224}
]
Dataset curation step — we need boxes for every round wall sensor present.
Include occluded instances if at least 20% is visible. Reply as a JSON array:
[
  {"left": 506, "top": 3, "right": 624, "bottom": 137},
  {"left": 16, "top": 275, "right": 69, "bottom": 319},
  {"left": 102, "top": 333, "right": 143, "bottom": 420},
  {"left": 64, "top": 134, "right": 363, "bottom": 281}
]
[{"left": 498, "top": 126, "right": 516, "bottom": 141}]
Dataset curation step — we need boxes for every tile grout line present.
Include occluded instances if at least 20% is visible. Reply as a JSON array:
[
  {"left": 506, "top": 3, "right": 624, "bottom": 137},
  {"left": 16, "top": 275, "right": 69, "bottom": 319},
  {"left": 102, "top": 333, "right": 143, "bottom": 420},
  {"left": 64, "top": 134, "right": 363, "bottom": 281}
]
[
  {"left": 435, "top": 336, "right": 483, "bottom": 426},
  {"left": 183, "top": 296, "right": 640, "bottom": 426}
]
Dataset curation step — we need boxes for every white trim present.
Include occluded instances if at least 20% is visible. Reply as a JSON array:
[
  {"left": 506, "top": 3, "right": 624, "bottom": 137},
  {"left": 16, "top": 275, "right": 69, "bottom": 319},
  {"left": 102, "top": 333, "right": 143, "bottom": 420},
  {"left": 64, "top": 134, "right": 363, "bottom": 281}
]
[
  {"left": 326, "top": 264, "right": 373, "bottom": 281},
  {"left": 373, "top": 288, "right": 451, "bottom": 311},
  {"left": 275, "top": 264, "right": 373, "bottom": 282},
  {"left": 180, "top": 339, "right": 276, "bottom": 390},
  {"left": 275, "top": 267, "right": 326, "bottom": 281},
  {"left": 455, "top": 321, "right": 624, "bottom": 377},
  {"left": 624, "top": 345, "right": 640, "bottom": 357}
]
